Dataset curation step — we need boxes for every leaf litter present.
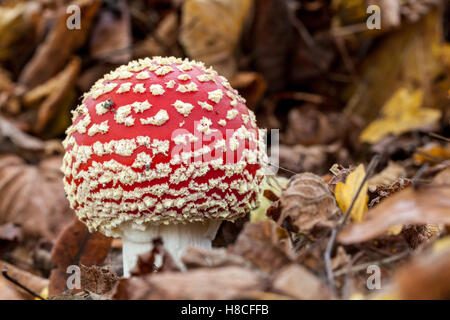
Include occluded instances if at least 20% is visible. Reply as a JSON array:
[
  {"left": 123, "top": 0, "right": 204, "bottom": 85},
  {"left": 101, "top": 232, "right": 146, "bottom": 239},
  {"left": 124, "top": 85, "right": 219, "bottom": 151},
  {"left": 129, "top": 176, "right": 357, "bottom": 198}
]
[{"left": 0, "top": 0, "right": 449, "bottom": 300}]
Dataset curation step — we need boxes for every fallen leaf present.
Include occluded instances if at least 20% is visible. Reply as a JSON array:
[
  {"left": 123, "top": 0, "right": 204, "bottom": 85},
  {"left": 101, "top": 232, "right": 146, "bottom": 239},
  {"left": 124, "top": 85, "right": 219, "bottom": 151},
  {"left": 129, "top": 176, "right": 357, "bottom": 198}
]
[
  {"left": 413, "top": 143, "right": 450, "bottom": 164},
  {"left": 89, "top": 0, "right": 131, "bottom": 64},
  {"left": 49, "top": 218, "right": 112, "bottom": 296},
  {"left": 338, "top": 168, "right": 450, "bottom": 244},
  {"left": 250, "top": 176, "right": 288, "bottom": 223},
  {"left": 0, "top": 223, "right": 22, "bottom": 256},
  {"left": 368, "top": 162, "right": 407, "bottom": 190},
  {"left": 0, "top": 116, "right": 45, "bottom": 154},
  {"left": 394, "top": 247, "right": 450, "bottom": 299},
  {"left": 229, "top": 220, "right": 292, "bottom": 273},
  {"left": 344, "top": 10, "right": 447, "bottom": 124},
  {"left": 0, "top": 260, "right": 48, "bottom": 299},
  {"left": 268, "top": 173, "right": 339, "bottom": 237},
  {"left": 230, "top": 72, "right": 267, "bottom": 110},
  {"left": 335, "top": 164, "right": 369, "bottom": 222},
  {"left": 113, "top": 266, "right": 268, "bottom": 300},
  {"left": 80, "top": 265, "right": 118, "bottom": 297},
  {"left": 277, "top": 142, "right": 350, "bottom": 175},
  {"left": 135, "top": 11, "right": 182, "bottom": 58},
  {"left": 179, "top": 0, "right": 253, "bottom": 79},
  {"left": 0, "top": 2, "right": 42, "bottom": 73},
  {"left": 18, "top": 0, "right": 101, "bottom": 88},
  {"left": 0, "top": 154, "right": 72, "bottom": 239},
  {"left": 29, "top": 57, "right": 80, "bottom": 134},
  {"left": 271, "top": 264, "right": 331, "bottom": 299},
  {"left": 360, "top": 88, "right": 441, "bottom": 144},
  {"left": 212, "top": 215, "right": 249, "bottom": 247},
  {"left": 182, "top": 247, "right": 250, "bottom": 270}
]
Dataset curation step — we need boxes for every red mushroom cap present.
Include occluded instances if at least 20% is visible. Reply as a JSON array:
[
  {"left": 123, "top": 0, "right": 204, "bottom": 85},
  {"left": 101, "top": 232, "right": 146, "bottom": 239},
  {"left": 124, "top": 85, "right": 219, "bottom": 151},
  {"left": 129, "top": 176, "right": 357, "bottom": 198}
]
[{"left": 62, "top": 57, "right": 266, "bottom": 236}]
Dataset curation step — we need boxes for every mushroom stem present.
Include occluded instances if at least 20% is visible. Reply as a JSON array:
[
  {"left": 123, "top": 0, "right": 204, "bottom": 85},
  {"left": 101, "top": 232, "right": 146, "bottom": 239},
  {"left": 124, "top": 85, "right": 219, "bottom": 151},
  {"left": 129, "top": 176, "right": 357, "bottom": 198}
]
[{"left": 121, "top": 220, "right": 222, "bottom": 277}]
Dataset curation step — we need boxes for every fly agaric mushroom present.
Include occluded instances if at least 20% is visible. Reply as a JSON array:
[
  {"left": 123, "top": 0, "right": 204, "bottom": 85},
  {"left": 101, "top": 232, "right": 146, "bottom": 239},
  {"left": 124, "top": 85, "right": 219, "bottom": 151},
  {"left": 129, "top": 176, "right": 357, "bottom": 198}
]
[{"left": 62, "top": 56, "right": 266, "bottom": 276}]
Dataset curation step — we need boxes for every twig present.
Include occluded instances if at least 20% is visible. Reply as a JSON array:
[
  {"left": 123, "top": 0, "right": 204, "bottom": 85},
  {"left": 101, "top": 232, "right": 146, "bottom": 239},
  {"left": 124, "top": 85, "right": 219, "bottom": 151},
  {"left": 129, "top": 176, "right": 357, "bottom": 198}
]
[
  {"left": 323, "top": 154, "right": 381, "bottom": 297},
  {"left": 333, "top": 250, "right": 411, "bottom": 277},
  {"left": 2, "top": 269, "right": 45, "bottom": 300},
  {"left": 428, "top": 132, "right": 450, "bottom": 143}
]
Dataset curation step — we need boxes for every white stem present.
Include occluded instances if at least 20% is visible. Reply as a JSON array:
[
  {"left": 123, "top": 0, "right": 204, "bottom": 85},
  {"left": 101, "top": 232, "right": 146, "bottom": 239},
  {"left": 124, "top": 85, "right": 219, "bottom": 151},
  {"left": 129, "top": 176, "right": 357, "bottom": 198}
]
[{"left": 121, "top": 221, "right": 222, "bottom": 277}]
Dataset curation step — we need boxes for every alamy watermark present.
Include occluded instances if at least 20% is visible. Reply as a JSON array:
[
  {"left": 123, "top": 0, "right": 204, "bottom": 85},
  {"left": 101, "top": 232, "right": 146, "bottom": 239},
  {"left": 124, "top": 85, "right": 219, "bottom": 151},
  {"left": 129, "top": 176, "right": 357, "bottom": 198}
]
[
  {"left": 66, "top": 5, "right": 81, "bottom": 30},
  {"left": 367, "top": 5, "right": 381, "bottom": 30},
  {"left": 366, "top": 265, "right": 381, "bottom": 290}
]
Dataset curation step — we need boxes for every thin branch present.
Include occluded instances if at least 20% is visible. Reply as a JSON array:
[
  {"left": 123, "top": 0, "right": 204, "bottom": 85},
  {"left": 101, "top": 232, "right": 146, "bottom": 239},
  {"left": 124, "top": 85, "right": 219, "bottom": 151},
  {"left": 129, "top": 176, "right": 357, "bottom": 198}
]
[
  {"left": 333, "top": 250, "right": 411, "bottom": 277},
  {"left": 2, "top": 269, "right": 45, "bottom": 300},
  {"left": 323, "top": 154, "right": 381, "bottom": 297},
  {"left": 428, "top": 132, "right": 450, "bottom": 143}
]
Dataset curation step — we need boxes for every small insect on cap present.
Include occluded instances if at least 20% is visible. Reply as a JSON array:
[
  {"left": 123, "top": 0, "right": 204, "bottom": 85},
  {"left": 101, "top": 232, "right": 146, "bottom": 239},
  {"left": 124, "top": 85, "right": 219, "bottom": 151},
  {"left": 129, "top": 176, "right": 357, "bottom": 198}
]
[{"left": 62, "top": 56, "right": 266, "bottom": 237}]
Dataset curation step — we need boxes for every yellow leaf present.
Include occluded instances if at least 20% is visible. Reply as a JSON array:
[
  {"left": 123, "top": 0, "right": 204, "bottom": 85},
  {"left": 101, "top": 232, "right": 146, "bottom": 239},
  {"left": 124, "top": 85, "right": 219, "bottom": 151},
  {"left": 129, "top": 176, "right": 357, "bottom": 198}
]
[
  {"left": 335, "top": 164, "right": 368, "bottom": 223},
  {"left": 432, "top": 236, "right": 450, "bottom": 253},
  {"left": 35, "top": 286, "right": 48, "bottom": 300},
  {"left": 250, "top": 176, "right": 289, "bottom": 223},
  {"left": 413, "top": 143, "right": 450, "bottom": 164},
  {"left": 360, "top": 88, "right": 441, "bottom": 144}
]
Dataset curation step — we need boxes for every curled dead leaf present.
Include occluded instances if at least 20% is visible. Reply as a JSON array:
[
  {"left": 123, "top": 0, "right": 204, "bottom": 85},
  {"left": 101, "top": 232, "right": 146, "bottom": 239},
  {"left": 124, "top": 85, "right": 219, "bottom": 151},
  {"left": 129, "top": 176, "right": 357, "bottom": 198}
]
[
  {"left": 49, "top": 218, "right": 112, "bottom": 296},
  {"left": 269, "top": 173, "right": 339, "bottom": 237},
  {"left": 0, "top": 154, "right": 72, "bottom": 239},
  {"left": 229, "top": 220, "right": 293, "bottom": 273}
]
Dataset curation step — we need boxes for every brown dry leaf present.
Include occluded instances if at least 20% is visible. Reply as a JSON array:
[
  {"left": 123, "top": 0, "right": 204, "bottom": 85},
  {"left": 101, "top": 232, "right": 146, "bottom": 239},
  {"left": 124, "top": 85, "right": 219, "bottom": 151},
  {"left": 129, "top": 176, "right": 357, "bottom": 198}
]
[
  {"left": 0, "top": 68, "right": 20, "bottom": 114},
  {"left": 278, "top": 142, "right": 349, "bottom": 175},
  {"left": 0, "top": 2, "right": 42, "bottom": 72},
  {"left": 282, "top": 107, "right": 351, "bottom": 146},
  {"left": 338, "top": 168, "right": 450, "bottom": 244},
  {"left": 271, "top": 264, "right": 331, "bottom": 299},
  {"left": 80, "top": 265, "right": 118, "bottom": 297},
  {"left": 49, "top": 218, "right": 112, "bottom": 296},
  {"left": 136, "top": 11, "right": 182, "bottom": 58},
  {"left": 229, "top": 220, "right": 293, "bottom": 273},
  {"left": 0, "top": 223, "right": 22, "bottom": 256},
  {"left": 179, "top": 0, "right": 253, "bottom": 79},
  {"left": 0, "top": 276, "right": 23, "bottom": 300},
  {"left": 269, "top": 173, "right": 339, "bottom": 237},
  {"left": 89, "top": 0, "right": 131, "bottom": 64},
  {"left": 368, "top": 177, "right": 412, "bottom": 208},
  {"left": 113, "top": 266, "right": 268, "bottom": 300},
  {"left": 182, "top": 247, "right": 250, "bottom": 270},
  {"left": 24, "top": 57, "right": 80, "bottom": 134},
  {"left": 368, "top": 161, "right": 407, "bottom": 190},
  {"left": 0, "top": 260, "right": 48, "bottom": 299},
  {"left": 0, "top": 154, "right": 72, "bottom": 239},
  {"left": 0, "top": 116, "right": 45, "bottom": 154},
  {"left": 19, "top": 0, "right": 101, "bottom": 88},
  {"left": 393, "top": 246, "right": 450, "bottom": 299},
  {"left": 230, "top": 72, "right": 267, "bottom": 110},
  {"left": 212, "top": 215, "right": 249, "bottom": 247}
]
